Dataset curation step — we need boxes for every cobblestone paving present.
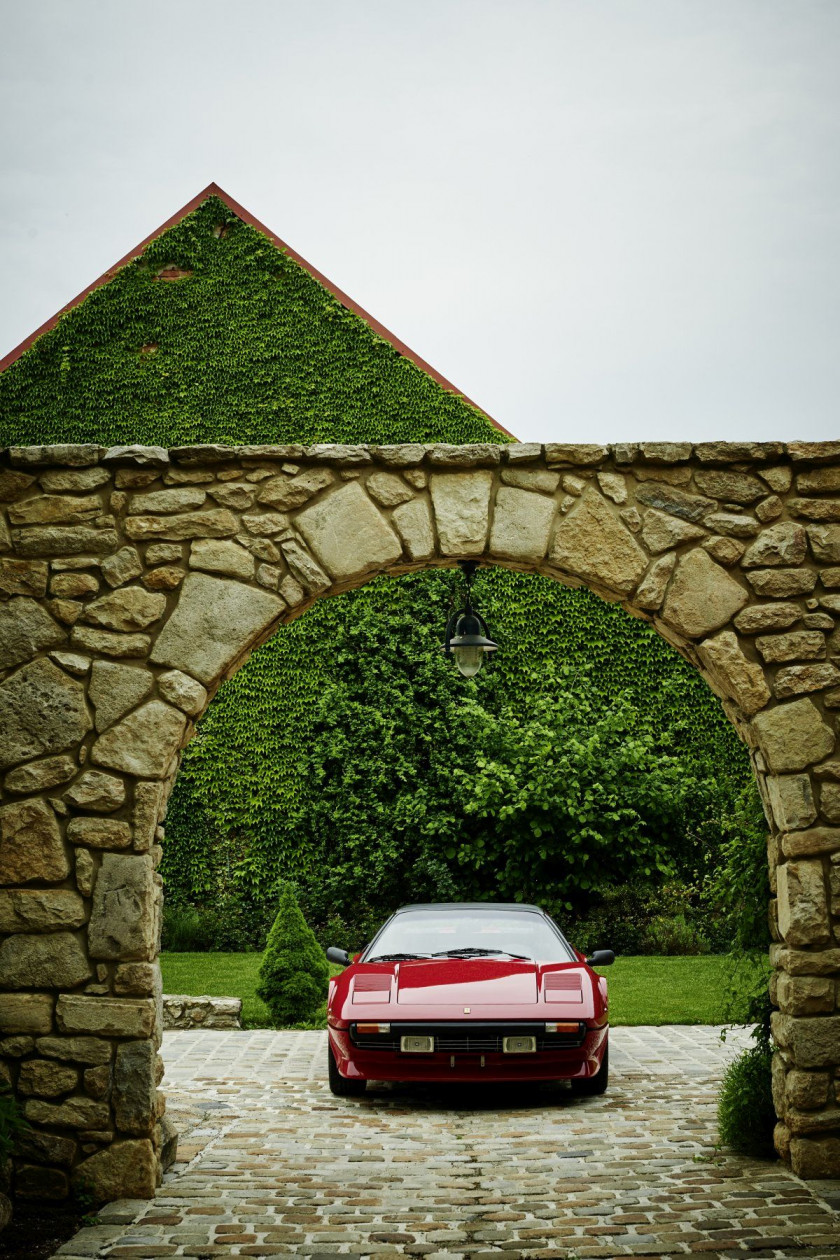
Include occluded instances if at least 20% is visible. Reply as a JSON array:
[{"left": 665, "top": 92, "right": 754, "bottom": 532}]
[{"left": 55, "top": 1028, "right": 840, "bottom": 1260}]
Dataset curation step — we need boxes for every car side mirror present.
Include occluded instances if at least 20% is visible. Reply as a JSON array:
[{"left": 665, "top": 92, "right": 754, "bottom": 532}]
[
  {"left": 586, "top": 950, "right": 615, "bottom": 967},
  {"left": 326, "top": 946, "right": 353, "bottom": 966}
]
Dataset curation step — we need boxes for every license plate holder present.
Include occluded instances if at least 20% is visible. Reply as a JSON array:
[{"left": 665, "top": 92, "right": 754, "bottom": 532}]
[{"left": 502, "top": 1035, "right": 537, "bottom": 1054}]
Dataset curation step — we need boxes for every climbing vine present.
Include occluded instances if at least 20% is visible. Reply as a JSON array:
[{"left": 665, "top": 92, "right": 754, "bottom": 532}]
[{"left": 0, "top": 195, "right": 755, "bottom": 942}]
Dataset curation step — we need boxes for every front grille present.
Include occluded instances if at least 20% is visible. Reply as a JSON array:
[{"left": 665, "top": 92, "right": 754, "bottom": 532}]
[{"left": 350, "top": 1021, "right": 586, "bottom": 1053}]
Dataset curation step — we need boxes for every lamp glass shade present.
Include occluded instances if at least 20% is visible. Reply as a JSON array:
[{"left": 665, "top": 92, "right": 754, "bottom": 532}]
[{"left": 453, "top": 645, "right": 485, "bottom": 677}]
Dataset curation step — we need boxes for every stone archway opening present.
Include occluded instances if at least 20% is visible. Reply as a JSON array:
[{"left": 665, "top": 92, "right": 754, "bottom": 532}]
[{"left": 1, "top": 437, "right": 839, "bottom": 1202}]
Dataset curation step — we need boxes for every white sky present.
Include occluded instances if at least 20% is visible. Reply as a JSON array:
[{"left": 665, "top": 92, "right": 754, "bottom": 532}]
[{"left": 1, "top": 0, "right": 838, "bottom": 443}]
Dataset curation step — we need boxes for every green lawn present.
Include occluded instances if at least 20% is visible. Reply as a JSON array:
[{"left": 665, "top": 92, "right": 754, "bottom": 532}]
[{"left": 160, "top": 952, "right": 769, "bottom": 1030}]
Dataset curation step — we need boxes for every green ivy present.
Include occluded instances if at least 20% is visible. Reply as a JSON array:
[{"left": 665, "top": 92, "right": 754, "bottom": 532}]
[{"left": 0, "top": 194, "right": 754, "bottom": 937}]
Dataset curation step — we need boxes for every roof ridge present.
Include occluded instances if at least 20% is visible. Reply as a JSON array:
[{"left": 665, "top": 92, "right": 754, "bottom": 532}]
[{"left": 0, "top": 183, "right": 514, "bottom": 438}]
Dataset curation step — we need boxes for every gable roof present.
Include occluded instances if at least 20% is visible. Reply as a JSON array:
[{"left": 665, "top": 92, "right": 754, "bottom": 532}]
[{"left": 0, "top": 182, "right": 512, "bottom": 438}]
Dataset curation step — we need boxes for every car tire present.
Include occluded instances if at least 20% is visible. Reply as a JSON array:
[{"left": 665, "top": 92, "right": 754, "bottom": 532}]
[
  {"left": 328, "top": 1043, "right": 367, "bottom": 1097},
  {"left": 570, "top": 1039, "right": 608, "bottom": 1096}
]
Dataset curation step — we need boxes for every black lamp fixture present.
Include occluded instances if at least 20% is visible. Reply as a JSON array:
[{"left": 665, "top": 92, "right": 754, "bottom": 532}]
[{"left": 441, "top": 560, "right": 498, "bottom": 678}]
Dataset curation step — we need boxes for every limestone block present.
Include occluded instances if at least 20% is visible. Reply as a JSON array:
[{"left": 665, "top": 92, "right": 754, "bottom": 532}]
[
  {"left": 790, "top": 498, "right": 840, "bottom": 522},
  {"left": 777, "top": 860, "right": 830, "bottom": 946},
  {"left": 150, "top": 573, "right": 284, "bottom": 686},
  {"left": 593, "top": 472, "right": 626, "bottom": 504},
  {"left": 820, "top": 782, "right": 840, "bottom": 823},
  {"left": 0, "top": 470, "right": 36, "bottom": 501},
  {"left": 129, "top": 487, "right": 206, "bottom": 514},
  {"left": 561, "top": 474, "right": 585, "bottom": 496},
  {"left": 207, "top": 482, "right": 256, "bottom": 510},
  {"left": 0, "top": 597, "right": 66, "bottom": 669},
  {"left": 279, "top": 574, "right": 305, "bottom": 606},
  {"left": 72, "top": 1137, "right": 157, "bottom": 1201},
  {"left": 158, "top": 670, "right": 208, "bottom": 716},
  {"left": 753, "top": 697, "right": 835, "bottom": 773},
  {"left": 742, "top": 523, "right": 807, "bottom": 568},
  {"left": 703, "top": 513, "right": 760, "bottom": 538},
  {"left": 777, "top": 973, "right": 835, "bottom": 1016},
  {"left": 113, "top": 1039, "right": 157, "bottom": 1135},
  {"left": 12, "top": 526, "right": 118, "bottom": 557},
  {"left": 89, "top": 661, "right": 154, "bottom": 733},
  {"left": 36, "top": 1035, "right": 112, "bottom": 1065},
  {"left": 145, "top": 544, "right": 183, "bottom": 565},
  {"left": 70, "top": 626, "right": 151, "bottom": 658},
  {"left": 0, "top": 994, "right": 53, "bottom": 1034},
  {"left": 241, "top": 512, "right": 291, "bottom": 536},
  {"left": 756, "top": 495, "right": 783, "bottom": 523},
  {"left": 428, "top": 472, "right": 493, "bottom": 557},
  {"left": 91, "top": 701, "right": 187, "bottom": 778},
  {"left": 67, "top": 818, "right": 132, "bottom": 850},
  {"left": 489, "top": 486, "right": 556, "bottom": 562},
  {"left": 56, "top": 995, "right": 155, "bottom": 1038},
  {"left": 24, "top": 1095, "right": 110, "bottom": 1130},
  {"left": 774, "top": 663, "right": 840, "bottom": 698},
  {"left": 767, "top": 775, "right": 817, "bottom": 832},
  {"left": 635, "top": 553, "right": 677, "bottom": 612},
  {"left": 550, "top": 488, "right": 647, "bottom": 595},
  {"left": 703, "top": 536, "right": 745, "bottom": 565},
  {"left": 236, "top": 535, "right": 279, "bottom": 562},
  {"left": 84, "top": 1064, "right": 111, "bottom": 1100},
  {"left": 133, "top": 782, "right": 165, "bottom": 853},
  {"left": 0, "top": 558, "right": 49, "bottom": 597},
  {"left": 100, "top": 547, "right": 143, "bottom": 589},
  {"left": 786, "top": 1070, "right": 831, "bottom": 1110},
  {"left": 114, "top": 962, "right": 158, "bottom": 997},
  {"left": 18, "top": 1058, "right": 79, "bottom": 1097},
  {"left": 8, "top": 494, "right": 103, "bottom": 526},
  {"left": 16, "top": 1128, "right": 77, "bottom": 1167},
  {"left": 747, "top": 569, "right": 818, "bottom": 597},
  {"left": 0, "top": 888, "right": 86, "bottom": 933},
  {"left": 693, "top": 469, "right": 766, "bottom": 503},
  {"left": 790, "top": 1136, "right": 840, "bottom": 1178},
  {"left": 544, "top": 444, "right": 608, "bottom": 466},
  {"left": 366, "top": 472, "right": 414, "bottom": 507},
  {"left": 80, "top": 587, "right": 166, "bottom": 632},
  {"left": 124, "top": 509, "right": 237, "bottom": 541},
  {"left": 0, "top": 931, "right": 92, "bottom": 989},
  {"left": 660, "top": 549, "right": 748, "bottom": 638},
  {"left": 635, "top": 482, "right": 714, "bottom": 522},
  {"left": 735, "top": 604, "right": 801, "bottom": 634},
  {"left": 14, "top": 1165, "right": 69, "bottom": 1201},
  {"left": 257, "top": 563, "right": 281, "bottom": 589},
  {"left": 756, "top": 631, "right": 825, "bottom": 664},
  {"left": 0, "top": 798, "right": 69, "bottom": 884},
  {"left": 640, "top": 510, "right": 706, "bottom": 554},
  {"left": 425, "top": 443, "right": 499, "bottom": 468},
  {"left": 65, "top": 771, "right": 126, "bottom": 812},
  {"left": 75, "top": 848, "right": 95, "bottom": 896},
  {"left": 51, "top": 571, "right": 98, "bottom": 599},
  {"left": 391, "top": 498, "right": 435, "bottom": 561},
  {"left": 4, "top": 754, "right": 76, "bottom": 793},
  {"left": 697, "top": 631, "right": 771, "bottom": 715},
  {"left": 781, "top": 827, "right": 840, "bottom": 858},
  {"left": 295, "top": 481, "right": 403, "bottom": 578},
  {"left": 775, "top": 947, "right": 840, "bottom": 975},
  {"left": 279, "top": 539, "right": 330, "bottom": 593},
  {"left": 501, "top": 467, "right": 560, "bottom": 494},
  {"left": 808, "top": 524, "right": 840, "bottom": 564},
  {"left": 189, "top": 538, "right": 255, "bottom": 580},
  {"left": 89, "top": 853, "right": 156, "bottom": 961},
  {"left": 256, "top": 467, "right": 335, "bottom": 510},
  {"left": 38, "top": 467, "right": 110, "bottom": 493}
]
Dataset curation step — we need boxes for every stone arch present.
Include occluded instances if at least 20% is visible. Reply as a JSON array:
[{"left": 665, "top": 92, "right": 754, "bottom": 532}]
[{"left": 1, "top": 437, "right": 840, "bottom": 1199}]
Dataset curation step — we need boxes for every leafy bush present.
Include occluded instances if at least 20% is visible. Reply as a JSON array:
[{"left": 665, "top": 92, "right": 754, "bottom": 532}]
[
  {"left": 717, "top": 1041, "right": 775, "bottom": 1157},
  {"left": 162, "top": 896, "right": 273, "bottom": 953},
  {"left": 256, "top": 885, "right": 330, "bottom": 1027},
  {"left": 640, "top": 914, "right": 710, "bottom": 956},
  {"left": 0, "top": 1086, "right": 26, "bottom": 1165}
]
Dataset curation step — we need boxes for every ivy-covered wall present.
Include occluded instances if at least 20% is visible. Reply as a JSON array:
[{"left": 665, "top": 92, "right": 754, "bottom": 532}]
[{"left": 0, "top": 195, "right": 753, "bottom": 940}]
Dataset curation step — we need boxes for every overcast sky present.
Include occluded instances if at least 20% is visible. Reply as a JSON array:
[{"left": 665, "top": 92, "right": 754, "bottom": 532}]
[{"left": 1, "top": 1, "right": 837, "bottom": 443}]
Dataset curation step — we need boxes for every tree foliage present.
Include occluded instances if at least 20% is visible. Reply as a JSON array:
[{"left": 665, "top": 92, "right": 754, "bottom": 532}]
[{"left": 256, "top": 884, "right": 330, "bottom": 1027}]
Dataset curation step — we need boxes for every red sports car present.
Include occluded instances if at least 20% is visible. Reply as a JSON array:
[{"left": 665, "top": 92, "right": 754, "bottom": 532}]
[{"left": 325, "top": 902, "right": 614, "bottom": 1097}]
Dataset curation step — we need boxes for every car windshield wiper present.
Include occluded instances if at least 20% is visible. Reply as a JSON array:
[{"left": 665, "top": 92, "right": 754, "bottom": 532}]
[
  {"left": 365, "top": 952, "right": 431, "bottom": 962},
  {"left": 428, "top": 948, "right": 531, "bottom": 960}
]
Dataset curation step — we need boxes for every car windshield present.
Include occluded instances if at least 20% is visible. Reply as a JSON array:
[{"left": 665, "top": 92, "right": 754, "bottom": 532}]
[{"left": 364, "top": 908, "right": 574, "bottom": 962}]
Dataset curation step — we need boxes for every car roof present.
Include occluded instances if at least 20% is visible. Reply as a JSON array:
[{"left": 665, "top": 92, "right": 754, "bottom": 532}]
[{"left": 394, "top": 902, "right": 547, "bottom": 914}]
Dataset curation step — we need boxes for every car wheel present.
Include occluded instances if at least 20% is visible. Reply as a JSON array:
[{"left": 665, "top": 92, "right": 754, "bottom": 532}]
[
  {"left": 328, "top": 1043, "right": 367, "bottom": 1097},
  {"left": 570, "top": 1039, "right": 608, "bottom": 1096}
]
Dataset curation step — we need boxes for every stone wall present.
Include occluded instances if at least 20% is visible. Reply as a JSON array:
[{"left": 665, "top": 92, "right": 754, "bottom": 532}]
[
  {"left": 1, "top": 438, "right": 840, "bottom": 1194},
  {"left": 161, "top": 995, "right": 242, "bottom": 1030}
]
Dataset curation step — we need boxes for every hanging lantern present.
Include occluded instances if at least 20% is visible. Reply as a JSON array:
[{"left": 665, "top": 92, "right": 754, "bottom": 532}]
[{"left": 441, "top": 561, "right": 498, "bottom": 678}]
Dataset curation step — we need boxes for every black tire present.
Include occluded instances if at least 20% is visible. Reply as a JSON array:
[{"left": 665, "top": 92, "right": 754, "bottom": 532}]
[
  {"left": 328, "top": 1043, "right": 367, "bottom": 1097},
  {"left": 570, "top": 1039, "right": 608, "bottom": 1096}
]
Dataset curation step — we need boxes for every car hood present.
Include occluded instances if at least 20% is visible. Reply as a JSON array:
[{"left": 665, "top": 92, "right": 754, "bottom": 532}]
[{"left": 395, "top": 958, "right": 538, "bottom": 1005}]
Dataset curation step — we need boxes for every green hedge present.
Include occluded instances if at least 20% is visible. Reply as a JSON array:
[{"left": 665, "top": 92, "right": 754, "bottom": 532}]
[{"left": 0, "top": 195, "right": 756, "bottom": 944}]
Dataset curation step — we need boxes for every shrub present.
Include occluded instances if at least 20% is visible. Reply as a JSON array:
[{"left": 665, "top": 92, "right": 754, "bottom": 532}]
[
  {"left": 717, "top": 1041, "right": 775, "bottom": 1157},
  {"left": 256, "top": 885, "right": 330, "bottom": 1027},
  {"left": 640, "top": 914, "right": 710, "bottom": 956},
  {"left": 0, "top": 1087, "right": 26, "bottom": 1165}
]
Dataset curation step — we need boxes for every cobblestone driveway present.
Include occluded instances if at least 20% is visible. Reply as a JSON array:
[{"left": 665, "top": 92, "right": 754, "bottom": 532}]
[{"left": 56, "top": 1027, "right": 840, "bottom": 1259}]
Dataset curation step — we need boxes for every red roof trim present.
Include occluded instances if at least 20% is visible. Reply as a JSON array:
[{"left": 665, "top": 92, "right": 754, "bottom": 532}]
[{"left": 0, "top": 182, "right": 514, "bottom": 438}]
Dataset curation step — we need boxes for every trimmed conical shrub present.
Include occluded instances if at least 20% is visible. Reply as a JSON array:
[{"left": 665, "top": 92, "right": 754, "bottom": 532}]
[{"left": 257, "top": 884, "right": 330, "bottom": 1026}]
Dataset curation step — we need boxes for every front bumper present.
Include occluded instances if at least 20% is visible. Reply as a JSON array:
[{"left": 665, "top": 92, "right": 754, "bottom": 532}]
[{"left": 328, "top": 1020, "right": 608, "bottom": 1084}]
